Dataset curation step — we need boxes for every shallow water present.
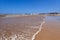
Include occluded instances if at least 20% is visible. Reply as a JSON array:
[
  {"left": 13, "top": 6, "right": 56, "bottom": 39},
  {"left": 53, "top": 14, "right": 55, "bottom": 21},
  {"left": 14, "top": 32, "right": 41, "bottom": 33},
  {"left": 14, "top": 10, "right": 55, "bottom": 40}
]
[
  {"left": 0, "top": 15, "right": 44, "bottom": 40},
  {"left": 46, "top": 16, "right": 60, "bottom": 22}
]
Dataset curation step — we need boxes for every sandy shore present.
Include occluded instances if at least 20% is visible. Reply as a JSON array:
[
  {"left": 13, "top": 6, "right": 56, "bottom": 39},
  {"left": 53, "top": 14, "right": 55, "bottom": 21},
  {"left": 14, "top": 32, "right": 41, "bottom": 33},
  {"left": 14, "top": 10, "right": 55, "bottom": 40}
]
[
  {"left": 0, "top": 15, "right": 45, "bottom": 40},
  {"left": 0, "top": 14, "right": 60, "bottom": 40},
  {"left": 35, "top": 16, "right": 60, "bottom": 40}
]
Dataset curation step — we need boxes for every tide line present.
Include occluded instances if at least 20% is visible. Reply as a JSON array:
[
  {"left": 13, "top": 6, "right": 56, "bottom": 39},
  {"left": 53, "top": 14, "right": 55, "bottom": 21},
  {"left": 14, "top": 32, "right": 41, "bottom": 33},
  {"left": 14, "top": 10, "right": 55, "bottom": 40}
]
[{"left": 32, "top": 19, "right": 45, "bottom": 40}]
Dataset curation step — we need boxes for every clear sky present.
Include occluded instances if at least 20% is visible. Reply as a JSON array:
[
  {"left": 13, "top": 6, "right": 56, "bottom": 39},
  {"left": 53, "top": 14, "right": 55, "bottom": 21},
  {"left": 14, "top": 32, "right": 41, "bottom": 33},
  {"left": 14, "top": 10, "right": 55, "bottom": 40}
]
[{"left": 0, "top": 0, "right": 60, "bottom": 14}]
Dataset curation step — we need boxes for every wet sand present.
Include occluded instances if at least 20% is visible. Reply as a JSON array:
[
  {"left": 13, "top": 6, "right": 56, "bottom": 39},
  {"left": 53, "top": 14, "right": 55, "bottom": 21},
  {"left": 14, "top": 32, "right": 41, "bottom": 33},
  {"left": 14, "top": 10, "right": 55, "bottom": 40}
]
[
  {"left": 35, "top": 16, "right": 60, "bottom": 40},
  {"left": 0, "top": 14, "right": 60, "bottom": 40},
  {"left": 0, "top": 15, "right": 45, "bottom": 40}
]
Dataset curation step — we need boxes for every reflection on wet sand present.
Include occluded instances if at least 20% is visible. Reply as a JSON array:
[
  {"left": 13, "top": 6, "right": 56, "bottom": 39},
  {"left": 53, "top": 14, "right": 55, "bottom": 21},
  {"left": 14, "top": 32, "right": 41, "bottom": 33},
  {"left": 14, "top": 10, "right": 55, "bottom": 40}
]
[{"left": 35, "top": 16, "right": 60, "bottom": 40}]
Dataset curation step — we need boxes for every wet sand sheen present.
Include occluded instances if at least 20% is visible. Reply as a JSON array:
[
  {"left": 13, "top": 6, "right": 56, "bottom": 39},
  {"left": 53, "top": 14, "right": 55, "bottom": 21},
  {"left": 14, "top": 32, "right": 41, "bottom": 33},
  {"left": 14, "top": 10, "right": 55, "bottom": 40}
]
[
  {"left": 35, "top": 16, "right": 60, "bottom": 40},
  {"left": 32, "top": 19, "right": 45, "bottom": 40}
]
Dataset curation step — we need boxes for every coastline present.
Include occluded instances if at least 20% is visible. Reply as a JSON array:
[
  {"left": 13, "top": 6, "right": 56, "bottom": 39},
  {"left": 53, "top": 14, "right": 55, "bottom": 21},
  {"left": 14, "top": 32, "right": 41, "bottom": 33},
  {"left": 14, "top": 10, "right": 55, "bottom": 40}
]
[{"left": 35, "top": 16, "right": 60, "bottom": 40}]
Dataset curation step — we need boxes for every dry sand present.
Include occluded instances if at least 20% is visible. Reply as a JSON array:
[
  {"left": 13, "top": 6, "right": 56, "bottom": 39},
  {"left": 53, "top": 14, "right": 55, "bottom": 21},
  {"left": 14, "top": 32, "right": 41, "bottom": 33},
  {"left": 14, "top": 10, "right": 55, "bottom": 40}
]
[{"left": 35, "top": 16, "right": 60, "bottom": 40}]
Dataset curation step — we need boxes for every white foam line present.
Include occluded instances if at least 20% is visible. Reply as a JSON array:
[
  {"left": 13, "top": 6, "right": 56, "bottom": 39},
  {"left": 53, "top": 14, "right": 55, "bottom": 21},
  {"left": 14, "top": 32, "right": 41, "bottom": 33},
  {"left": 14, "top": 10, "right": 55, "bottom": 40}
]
[{"left": 32, "top": 19, "right": 45, "bottom": 40}]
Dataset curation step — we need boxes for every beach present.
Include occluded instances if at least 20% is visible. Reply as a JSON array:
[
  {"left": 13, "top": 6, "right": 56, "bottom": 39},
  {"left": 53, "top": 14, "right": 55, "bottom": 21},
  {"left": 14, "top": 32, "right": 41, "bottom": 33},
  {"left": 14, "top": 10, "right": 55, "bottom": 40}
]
[
  {"left": 0, "top": 14, "right": 60, "bottom": 40},
  {"left": 35, "top": 16, "right": 60, "bottom": 40},
  {"left": 0, "top": 0, "right": 60, "bottom": 40},
  {"left": 0, "top": 15, "right": 45, "bottom": 40}
]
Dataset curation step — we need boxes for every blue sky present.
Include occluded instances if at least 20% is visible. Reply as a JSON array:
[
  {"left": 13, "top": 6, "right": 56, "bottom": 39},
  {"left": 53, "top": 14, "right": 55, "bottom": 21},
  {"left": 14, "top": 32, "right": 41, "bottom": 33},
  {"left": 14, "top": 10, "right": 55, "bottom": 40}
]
[{"left": 0, "top": 0, "right": 60, "bottom": 14}]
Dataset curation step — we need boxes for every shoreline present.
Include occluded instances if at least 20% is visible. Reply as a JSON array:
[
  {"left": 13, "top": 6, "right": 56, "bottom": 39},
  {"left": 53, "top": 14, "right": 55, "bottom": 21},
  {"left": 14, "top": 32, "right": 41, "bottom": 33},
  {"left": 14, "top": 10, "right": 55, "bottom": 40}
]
[
  {"left": 35, "top": 16, "right": 60, "bottom": 40},
  {"left": 0, "top": 15, "right": 45, "bottom": 40},
  {"left": 32, "top": 18, "right": 45, "bottom": 40}
]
